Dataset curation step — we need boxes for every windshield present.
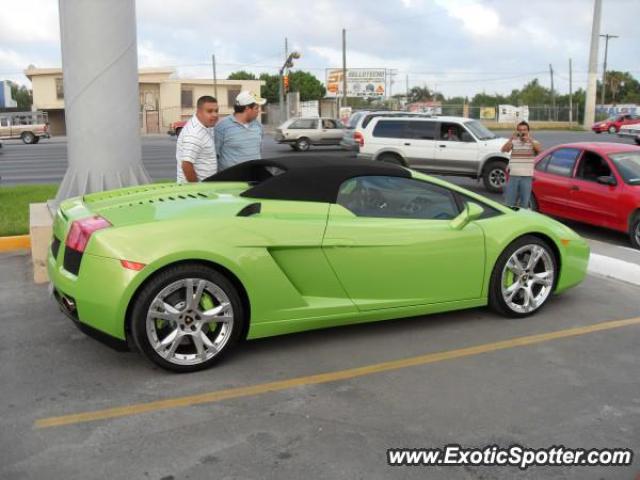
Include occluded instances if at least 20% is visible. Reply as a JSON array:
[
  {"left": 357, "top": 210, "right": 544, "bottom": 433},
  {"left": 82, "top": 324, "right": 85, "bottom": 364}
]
[
  {"left": 610, "top": 152, "right": 640, "bottom": 185},
  {"left": 465, "top": 120, "right": 497, "bottom": 140}
]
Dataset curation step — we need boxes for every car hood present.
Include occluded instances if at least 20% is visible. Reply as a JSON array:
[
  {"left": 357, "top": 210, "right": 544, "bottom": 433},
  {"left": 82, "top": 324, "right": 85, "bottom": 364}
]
[{"left": 73, "top": 182, "right": 252, "bottom": 227}]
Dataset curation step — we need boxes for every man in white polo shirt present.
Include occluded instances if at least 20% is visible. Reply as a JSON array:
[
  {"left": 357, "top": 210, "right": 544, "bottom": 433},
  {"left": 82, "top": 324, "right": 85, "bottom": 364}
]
[{"left": 176, "top": 95, "right": 219, "bottom": 183}]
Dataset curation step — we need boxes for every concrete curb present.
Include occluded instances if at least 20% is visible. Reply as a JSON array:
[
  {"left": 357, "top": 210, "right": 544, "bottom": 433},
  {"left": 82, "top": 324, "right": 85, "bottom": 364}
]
[{"left": 0, "top": 235, "right": 31, "bottom": 252}]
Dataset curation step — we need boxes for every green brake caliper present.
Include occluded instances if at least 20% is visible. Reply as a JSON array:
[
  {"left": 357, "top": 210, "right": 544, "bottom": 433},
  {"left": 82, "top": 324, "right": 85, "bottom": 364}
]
[{"left": 200, "top": 292, "right": 217, "bottom": 331}]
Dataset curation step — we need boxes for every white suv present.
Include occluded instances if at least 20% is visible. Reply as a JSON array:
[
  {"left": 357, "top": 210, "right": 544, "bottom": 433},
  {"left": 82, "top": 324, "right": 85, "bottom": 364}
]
[{"left": 357, "top": 116, "right": 509, "bottom": 192}]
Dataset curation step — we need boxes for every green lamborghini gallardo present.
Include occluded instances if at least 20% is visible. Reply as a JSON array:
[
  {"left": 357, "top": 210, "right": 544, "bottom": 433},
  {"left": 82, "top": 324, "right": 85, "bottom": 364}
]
[{"left": 48, "top": 156, "right": 589, "bottom": 372}]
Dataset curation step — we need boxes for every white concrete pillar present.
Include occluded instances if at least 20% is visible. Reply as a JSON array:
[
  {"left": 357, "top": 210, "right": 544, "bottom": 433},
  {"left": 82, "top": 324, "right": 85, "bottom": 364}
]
[{"left": 55, "top": 0, "right": 150, "bottom": 206}]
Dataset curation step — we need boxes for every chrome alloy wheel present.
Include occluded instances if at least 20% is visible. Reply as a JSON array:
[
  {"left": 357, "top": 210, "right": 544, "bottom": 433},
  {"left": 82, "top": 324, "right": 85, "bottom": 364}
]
[
  {"left": 146, "top": 278, "right": 234, "bottom": 366},
  {"left": 489, "top": 168, "right": 506, "bottom": 189},
  {"left": 501, "top": 244, "right": 555, "bottom": 314}
]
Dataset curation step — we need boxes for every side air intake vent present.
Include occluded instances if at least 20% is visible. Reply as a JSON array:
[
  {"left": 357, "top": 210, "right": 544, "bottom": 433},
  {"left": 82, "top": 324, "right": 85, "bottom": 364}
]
[{"left": 237, "top": 203, "right": 261, "bottom": 217}]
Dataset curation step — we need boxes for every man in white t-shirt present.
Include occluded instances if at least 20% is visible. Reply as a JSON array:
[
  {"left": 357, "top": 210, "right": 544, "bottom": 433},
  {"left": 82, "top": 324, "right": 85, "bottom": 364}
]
[{"left": 176, "top": 95, "right": 219, "bottom": 183}]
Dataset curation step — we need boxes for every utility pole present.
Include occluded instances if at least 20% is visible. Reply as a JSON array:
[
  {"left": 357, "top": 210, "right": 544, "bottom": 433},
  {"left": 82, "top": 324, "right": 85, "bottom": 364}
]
[
  {"left": 549, "top": 64, "right": 555, "bottom": 120},
  {"left": 388, "top": 68, "right": 398, "bottom": 98},
  {"left": 600, "top": 33, "right": 618, "bottom": 106},
  {"left": 211, "top": 54, "right": 218, "bottom": 100},
  {"left": 406, "top": 74, "right": 409, "bottom": 96},
  {"left": 584, "top": 0, "right": 602, "bottom": 128},
  {"left": 278, "top": 37, "right": 289, "bottom": 123},
  {"left": 569, "top": 58, "right": 573, "bottom": 124},
  {"left": 342, "top": 28, "right": 347, "bottom": 108}
]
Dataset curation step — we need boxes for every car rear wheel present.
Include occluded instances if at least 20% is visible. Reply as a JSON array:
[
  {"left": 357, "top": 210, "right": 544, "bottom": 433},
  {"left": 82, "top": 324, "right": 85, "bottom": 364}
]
[
  {"left": 482, "top": 160, "right": 507, "bottom": 193},
  {"left": 289, "top": 144, "right": 298, "bottom": 150},
  {"left": 489, "top": 236, "right": 557, "bottom": 318},
  {"left": 131, "top": 264, "right": 245, "bottom": 372},
  {"left": 630, "top": 214, "right": 640, "bottom": 250},
  {"left": 295, "top": 137, "right": 310, "bottom": 151},
  {"left": 33, "top": 137, "right": 40, "bottom": 144},
  {"left": 21, "top": 132, "right": 35, "bottom": 144},
  {"left": 175, "top": 127, "right": 183, "bottom": 137},
  {"left": 634, "top": 138, "right": 640, "bottom": 146},
  {"left": 608, "top": 126, "right": 616, "bottom": 134}
]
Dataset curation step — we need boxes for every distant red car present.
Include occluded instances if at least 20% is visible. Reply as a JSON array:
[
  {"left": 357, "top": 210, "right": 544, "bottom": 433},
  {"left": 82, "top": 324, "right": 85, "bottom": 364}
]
[
  {"left": 532, "top": 142, "right": 640, "bottom": 248},
  {"left": 591, "top": 113, "right": 640, "bottom": 134},
  {"left": 167, "top": 120, "right": 187, "bottom": 137}
]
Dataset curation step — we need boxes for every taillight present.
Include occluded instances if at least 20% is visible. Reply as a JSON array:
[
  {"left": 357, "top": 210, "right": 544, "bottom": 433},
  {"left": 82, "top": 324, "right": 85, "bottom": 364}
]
[
  {"left": 65, "top": 216, "right": 111, "bottom": 253},
  {"left": 353, "top": 131, "right": 364, "bottom": 147}
]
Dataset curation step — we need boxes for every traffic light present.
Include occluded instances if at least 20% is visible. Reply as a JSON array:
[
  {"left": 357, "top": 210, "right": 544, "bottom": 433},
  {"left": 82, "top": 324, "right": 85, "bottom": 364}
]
[{"left": 283, "top": 75, "right": 289, "bottom": 92}]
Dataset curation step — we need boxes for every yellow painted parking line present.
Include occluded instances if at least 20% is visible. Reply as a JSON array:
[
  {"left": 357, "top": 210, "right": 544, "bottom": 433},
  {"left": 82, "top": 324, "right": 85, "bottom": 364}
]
[
  {"left": 0, "top": 235, "right": 30, "bottom": 252},
  {"left": 35, "top": 316, "right": 640, "bottom": 429}
]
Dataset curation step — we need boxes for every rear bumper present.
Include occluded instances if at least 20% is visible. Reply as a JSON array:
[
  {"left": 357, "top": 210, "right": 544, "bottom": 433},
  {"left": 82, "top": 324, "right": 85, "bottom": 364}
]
[{"left": 48, "top": 245, "right": 138, "bottom": 343}]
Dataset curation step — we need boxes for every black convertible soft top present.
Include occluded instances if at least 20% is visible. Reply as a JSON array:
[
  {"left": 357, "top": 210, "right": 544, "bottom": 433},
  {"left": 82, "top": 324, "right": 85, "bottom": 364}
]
[{"left": 205, "top": 156, "right": 411, "bottom": 203}]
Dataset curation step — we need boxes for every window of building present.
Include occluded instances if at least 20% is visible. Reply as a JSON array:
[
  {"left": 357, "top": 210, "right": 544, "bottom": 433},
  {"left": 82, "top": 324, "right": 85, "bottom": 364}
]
[
  {"left": 55, "top": 78, "right": 64, "bottom": 100},
  {"left": 227, "top": 89, "right": 241, "bottom": 107},
  {"left": 181, "top": 89, "right": 193, "bottom": 108}
]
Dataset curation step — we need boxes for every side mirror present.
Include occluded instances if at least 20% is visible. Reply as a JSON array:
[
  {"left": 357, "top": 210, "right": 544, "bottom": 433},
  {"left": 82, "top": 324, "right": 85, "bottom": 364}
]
[
  {"left": 450, "top": 202, "right": 484, "bottom": 230},
  {"left": 596, "top": 175, "right": 617, "bottom": 186}
]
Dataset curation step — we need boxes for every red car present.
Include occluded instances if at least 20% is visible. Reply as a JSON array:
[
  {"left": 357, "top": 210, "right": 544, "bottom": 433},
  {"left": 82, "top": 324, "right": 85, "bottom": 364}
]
[
  {"left": 167, "top": 120, "right": 187, "bottom": 137},
  {"left": 591, "top": 113, "right": 640, "bottom": 134},
  {"left": 532, "top": 142, "right": 640, "bottom": 248}
]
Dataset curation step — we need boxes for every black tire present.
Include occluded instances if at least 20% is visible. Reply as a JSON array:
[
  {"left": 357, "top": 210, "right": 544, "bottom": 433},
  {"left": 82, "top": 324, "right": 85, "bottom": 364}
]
[
  {"left": 629, "top": 213, "right": 640, "bottom": 250},
  {"left": 488, "top": 235, "right": 558, "bottom": 318},
  {"left": 482, "top": 160, "right": 507, "bottom": 193},
  {"left": 608, "top": 126, "right": 616, "bottom": 134},
  {"left": 22, "top": 132, "right": 35, "bottom": 144},
  {"left": 33, "top": 137, "right": 40, "bottom": 144},
  {"left": 378, "top": 153, "right": 405, "bottom": 166},
  {"left": 295, "top": 137, "right": 311, "bottom": 151},
  {"left": 529, "top": 193, "right": 538, "bottom": 211},
  {"left": 175, "top": 127, "right": 183, "bottom": 137},
  {"left": 131, "top": 263, "right": 246, "bottom": 373},
  {"left": 634, "top": 138, "right": 640, "bottom": 146},
  {"left": 289, "top": 144, "right": 298, "bottom": 151}
]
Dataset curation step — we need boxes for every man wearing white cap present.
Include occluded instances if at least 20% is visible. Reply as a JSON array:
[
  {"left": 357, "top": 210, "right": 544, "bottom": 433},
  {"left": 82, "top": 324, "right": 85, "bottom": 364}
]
[{"left": 215, "top": 90, "right": 267, "bottom": 170}]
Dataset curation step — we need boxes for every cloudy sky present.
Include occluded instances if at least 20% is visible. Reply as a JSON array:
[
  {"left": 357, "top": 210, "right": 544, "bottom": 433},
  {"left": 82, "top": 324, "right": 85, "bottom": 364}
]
[{"left": 1, "top": 0, "right": 638, "bottom": 98}]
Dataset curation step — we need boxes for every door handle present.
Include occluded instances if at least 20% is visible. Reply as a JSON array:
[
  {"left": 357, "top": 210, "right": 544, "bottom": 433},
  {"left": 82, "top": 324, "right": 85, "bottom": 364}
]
[
  {"left": 438, "top": 144, "right": 447, "bottom": 148},
  {"left": 570, "top": 185, "right": 580, "bottom": 191},
  {"left": 404, "top": 142, "right": 411, "bottom": 146}
]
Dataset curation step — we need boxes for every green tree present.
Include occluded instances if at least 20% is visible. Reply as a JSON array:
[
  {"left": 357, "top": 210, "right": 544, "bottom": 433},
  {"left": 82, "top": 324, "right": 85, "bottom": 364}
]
[
  {"left": 258, "top": 73, "right": 279, "bottom": 104},
  {"left": 407, "top": 86, "right": 432, "bottom": 102},
  {"left": 9, "top": 82, "right": 32, "bottom": 110},
  {"left": 288, "top": 70, "right": 326, "bottom": 101},
  {"left": 227, "top": 70, "right": 256, "bottom": 80},
  {"left": 598, "top": 71, "right": 640, "bottom": 104}
]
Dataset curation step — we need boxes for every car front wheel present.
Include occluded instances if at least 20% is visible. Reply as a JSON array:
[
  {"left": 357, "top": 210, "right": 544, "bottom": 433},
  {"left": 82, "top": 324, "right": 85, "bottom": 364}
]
[
  {"left": 131, "top": 264, "right": 245, "bottom": 372},
  {"left": 295, "top": 137, "right": 310, "bottom": 151},
  {"left": 630, "top": 214, "right": 640, "bottom": 250},
  {"left": 489, "top": 236, "right": 557, "bottom": 317},
  {"left": 608, "top": 126, "right": 617, "bottom": 134}
]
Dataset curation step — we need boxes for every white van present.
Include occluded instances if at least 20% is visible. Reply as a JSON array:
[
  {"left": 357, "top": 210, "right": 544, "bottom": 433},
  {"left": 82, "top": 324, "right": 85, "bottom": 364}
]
[{"left": 357, "top": 116, "right": 509, "bottom": 192}]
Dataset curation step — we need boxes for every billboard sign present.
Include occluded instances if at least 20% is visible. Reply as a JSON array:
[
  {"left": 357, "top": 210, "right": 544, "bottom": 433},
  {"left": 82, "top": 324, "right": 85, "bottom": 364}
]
[{"left": 326, "top": 68, "right": 386, "bottom": 98}]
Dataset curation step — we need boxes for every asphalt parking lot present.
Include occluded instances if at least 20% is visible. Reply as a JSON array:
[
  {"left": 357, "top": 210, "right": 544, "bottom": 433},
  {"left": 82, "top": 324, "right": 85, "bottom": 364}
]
[{"left": 1, "top": 131, "right": 640, "bottom": 479}]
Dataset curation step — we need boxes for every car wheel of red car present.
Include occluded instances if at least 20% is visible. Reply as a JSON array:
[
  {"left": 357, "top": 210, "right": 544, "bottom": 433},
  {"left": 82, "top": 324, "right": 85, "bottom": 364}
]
[
  {"left": 529, "top": 194, "right": 538, "bottom": 212},
  {"left": 630, "top": 213, "right": 640, "bottom": 250},
  {"left": 608, "top": 126, "right": 617, "bottom": 134},
  {"left": 175, "top": 127, "right": 183, "bottom": 137}
]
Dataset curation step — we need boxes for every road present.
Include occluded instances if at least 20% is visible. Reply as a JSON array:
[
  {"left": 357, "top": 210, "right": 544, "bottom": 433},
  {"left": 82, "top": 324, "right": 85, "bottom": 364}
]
[
  {"left": 2, "top": 129, "right": 640, "bottom": 479},
  {"left": 1, "top": 129, "right": 636, "bottom": 248},
  {"left": 0, "top": 129, "right": 637, "bottom": 185}
]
